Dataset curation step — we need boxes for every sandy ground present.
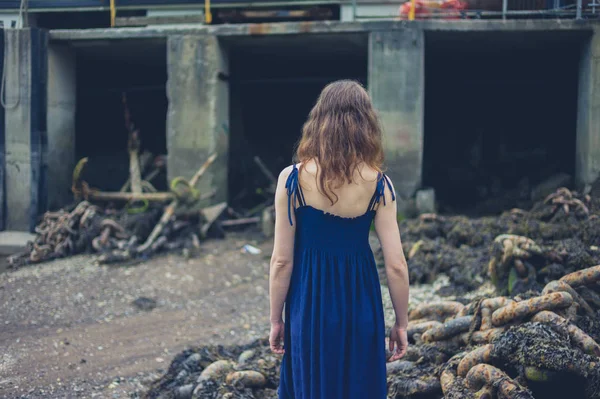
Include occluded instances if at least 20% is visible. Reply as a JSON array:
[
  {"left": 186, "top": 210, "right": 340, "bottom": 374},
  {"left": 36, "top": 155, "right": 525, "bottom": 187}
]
[{"left": 0, "top": 231, "right": 273, "bottom": 399}]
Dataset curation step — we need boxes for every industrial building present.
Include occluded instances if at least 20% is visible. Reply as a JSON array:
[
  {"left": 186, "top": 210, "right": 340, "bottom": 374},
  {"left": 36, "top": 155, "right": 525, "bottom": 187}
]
[{"left": 0, "top": 1, "right": 599, "bottom": 232}]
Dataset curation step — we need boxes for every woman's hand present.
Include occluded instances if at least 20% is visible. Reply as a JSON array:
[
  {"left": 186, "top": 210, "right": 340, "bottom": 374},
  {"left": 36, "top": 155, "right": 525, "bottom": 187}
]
[
  {"left": 269, "top": 321, "right": 285, "bottom": 354},
  {"left": 388, "top": 323, "right": 408, "bottom": 361}
]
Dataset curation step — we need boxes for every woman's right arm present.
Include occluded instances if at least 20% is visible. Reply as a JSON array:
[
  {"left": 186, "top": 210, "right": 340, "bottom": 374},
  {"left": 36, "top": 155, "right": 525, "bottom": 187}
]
[{"left": 374, "top": 178, "right": 410, "bottom": 360}]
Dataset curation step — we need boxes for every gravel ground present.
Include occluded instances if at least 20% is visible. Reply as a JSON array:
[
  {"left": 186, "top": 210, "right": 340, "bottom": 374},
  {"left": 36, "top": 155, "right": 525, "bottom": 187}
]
[
  {"left": 0, "top": 231, "right": 273, "bottom": 399},
  {"left": 0, "top": 230, "right": 472, "bottom": 399}
]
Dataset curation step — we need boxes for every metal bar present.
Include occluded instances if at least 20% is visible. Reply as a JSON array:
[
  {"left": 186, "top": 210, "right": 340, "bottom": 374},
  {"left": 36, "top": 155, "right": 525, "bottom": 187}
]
[
  {"left": 81, "top": 85, "right": 167, "bottom": 94},
  {"left": 233, "top": 76, "right": 365, "bottom": 84},
  {"left": 502, "top": 0, "right": 508, "bottom": 19},
  {"left": 576, "top": 0, "right": 582, "bottom": 18},
  {"left": 114, "top": 14, "right": 205, "bottom": 26},
  {"left": 351, "top": 0, "right": 356, "bottom": 20},
  {"left": 357, "top": 8, "right": 586, "bottom": 18}
]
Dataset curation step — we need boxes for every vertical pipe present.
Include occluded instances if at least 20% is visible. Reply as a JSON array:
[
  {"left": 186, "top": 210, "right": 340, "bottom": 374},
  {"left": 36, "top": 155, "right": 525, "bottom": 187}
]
[
  {"left": 576, "top": 0, "right": 583, "bottom": 18},
  {"left": 110, "top": 0, "right": 116, "bottom": 27},
  {"left": 409, "top": 0, "right": 416, "bottom": 20},
  {"left": 205, "top": 0, "right": 213, "bottom": 24},
  {"left": 502, "top": 0, "right": 508, "bottom": 19},
  {"left": 352, "top": 0, "right": 357, "bottom": 21}
]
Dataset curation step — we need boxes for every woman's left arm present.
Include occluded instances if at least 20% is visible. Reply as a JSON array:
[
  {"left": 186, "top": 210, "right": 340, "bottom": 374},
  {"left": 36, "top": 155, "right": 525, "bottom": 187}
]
[{"left": 269, "top": 167, "right": 296, "bottom": 354}]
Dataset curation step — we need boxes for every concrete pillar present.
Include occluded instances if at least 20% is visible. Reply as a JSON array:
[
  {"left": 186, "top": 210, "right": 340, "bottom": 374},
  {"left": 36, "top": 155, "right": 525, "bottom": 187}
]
[
  {"left": 368, "top": 29, "right": 425, "bottom": 200},
  {"left": 3, "top": 28, "right": 47, "bottom": 232},
  {"left": 166, "top": 35, "right": 229, "bottom": 204},
  {"left": 576, "top": 30, "right": 600, "bottom": 188},
  {"left": 47, "top": 43, "right": 76, "bottom": 211},
  {"left": 0, "top": 29, "right": 5, "bottom": 231}
]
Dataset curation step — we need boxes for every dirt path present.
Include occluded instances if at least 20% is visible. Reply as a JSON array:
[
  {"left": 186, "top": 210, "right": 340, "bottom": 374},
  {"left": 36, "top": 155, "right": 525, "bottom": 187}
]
[{"left": 0, "top": 232, "right": 273, "bottom": 399}]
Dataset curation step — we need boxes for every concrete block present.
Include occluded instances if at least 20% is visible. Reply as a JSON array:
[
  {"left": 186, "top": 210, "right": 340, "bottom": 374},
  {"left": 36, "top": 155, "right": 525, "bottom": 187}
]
[
  {"left": 0, "top": 231, "right": 35, "bottom": 255},
  {"left": 166, "top": 35, "right": 229, "bottom": 204},
  {"left": 368, "top": 29, "right": 424, "bottom": 200},
  {"left": 416, "top": 188, "right": 436, "bottom": 214}
]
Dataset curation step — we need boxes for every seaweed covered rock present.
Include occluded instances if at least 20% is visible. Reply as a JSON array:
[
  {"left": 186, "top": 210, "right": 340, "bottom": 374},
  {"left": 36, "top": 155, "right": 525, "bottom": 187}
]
[
  {"left": 143, "top": 339, "right": 279, "bottom": 399},
  {"left": 492, "top": 322, "right": 600, "bottom": 398},
  {"left": 378, "top": 188, "right": 600, "bottom": 295}
]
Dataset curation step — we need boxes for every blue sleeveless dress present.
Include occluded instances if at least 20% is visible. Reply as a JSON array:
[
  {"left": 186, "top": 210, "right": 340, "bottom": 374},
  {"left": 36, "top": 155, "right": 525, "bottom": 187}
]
[{"left": 278, "top": 164, "right": 394, "bottom": 399}]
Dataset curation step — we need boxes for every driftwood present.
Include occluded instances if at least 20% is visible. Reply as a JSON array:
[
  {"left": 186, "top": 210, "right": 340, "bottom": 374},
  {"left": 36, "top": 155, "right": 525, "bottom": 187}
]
[
  {"left": 123, "top": 93, "right": 143, "bottom": 195},
  {"left": 137, "top": 153, "right": 218, "bottom": 254},
  {"left": 219, "top": 217, "right": 261, "bottom": 227},
  {"left": 120, "top": 151, "right": 154, "bottom": 192},
  {"left": 85, "top": 190, "right": 216, "bottom": 203},
  {"left": 254, "top": 156, "right": 277, "bottom": 193},
  {"left": 199, "top": 202, "right": 228, "bottom": 238}
]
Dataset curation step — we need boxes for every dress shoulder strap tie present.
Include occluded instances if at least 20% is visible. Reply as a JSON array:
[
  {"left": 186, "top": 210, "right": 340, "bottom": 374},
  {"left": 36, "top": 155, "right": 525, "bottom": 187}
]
[
  {"left": 367, "top": 173, "right": 396, "bottom": 212},
  {"left": 285, "top": 164, "right": 306, "bottom": 226}
]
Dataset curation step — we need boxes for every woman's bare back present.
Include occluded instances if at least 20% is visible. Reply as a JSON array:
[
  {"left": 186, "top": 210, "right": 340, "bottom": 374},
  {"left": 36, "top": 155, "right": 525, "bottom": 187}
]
[{"left": 297, "top": 160, "right": 380, "bottom": 219}]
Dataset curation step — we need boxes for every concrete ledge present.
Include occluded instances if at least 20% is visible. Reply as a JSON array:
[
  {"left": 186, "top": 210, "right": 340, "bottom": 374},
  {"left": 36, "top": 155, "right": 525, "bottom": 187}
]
[
  {"left": 49, "top": 19, "right": 599, "bottom": 41},
  {"left": 0, "top": 231, "right": 35, "bottom": 255}
]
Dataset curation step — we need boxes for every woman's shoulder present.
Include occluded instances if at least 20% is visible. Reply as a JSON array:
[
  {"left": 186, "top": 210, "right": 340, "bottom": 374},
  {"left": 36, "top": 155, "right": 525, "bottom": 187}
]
[{"left": 278, "top": 164, "right": 296, "bottom": 178}]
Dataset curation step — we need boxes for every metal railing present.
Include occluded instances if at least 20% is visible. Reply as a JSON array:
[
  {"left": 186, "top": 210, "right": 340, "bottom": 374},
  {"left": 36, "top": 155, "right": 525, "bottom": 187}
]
[{"left": 351, "top": 0, "right": 598, "bottom": 20}]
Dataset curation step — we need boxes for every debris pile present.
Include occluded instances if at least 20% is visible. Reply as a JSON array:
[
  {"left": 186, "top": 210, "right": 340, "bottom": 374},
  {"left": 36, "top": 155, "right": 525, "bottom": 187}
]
[
  {"left": 7, "top": 94, "right": 273, "bottom": 268},
  {"left": 7, "top": 153, "right": 227, "bottom": 267},
  {"left": 143, "top": 187, "right": 600, "bottom": 399},
  {"left": 144, "top": 339, "right": 279, "bottom": 399},
  {"left": 394, "top": 187, "right": 600, "bottom": 295}
]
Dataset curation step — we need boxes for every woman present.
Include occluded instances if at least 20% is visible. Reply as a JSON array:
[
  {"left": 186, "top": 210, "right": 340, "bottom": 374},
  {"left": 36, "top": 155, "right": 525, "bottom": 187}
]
[{"left": 269, "top": 80, "right": 410, "bottom": 398}]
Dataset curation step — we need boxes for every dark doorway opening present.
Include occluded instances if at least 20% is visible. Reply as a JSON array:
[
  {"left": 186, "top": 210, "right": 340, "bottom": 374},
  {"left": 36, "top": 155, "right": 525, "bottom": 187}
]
[
  {"left": 74, "top": 39, "right": 168, "bottom": 193},
  {"left": 423, "top": 31, "right": 586, "bottom": 215},
  {"left": 226, "top": 34, "right": 369, "bottom": 210}
]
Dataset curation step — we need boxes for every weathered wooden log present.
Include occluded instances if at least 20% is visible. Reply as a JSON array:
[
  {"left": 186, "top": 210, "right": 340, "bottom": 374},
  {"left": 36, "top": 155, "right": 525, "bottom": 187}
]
[{"left": 137, "top": 153, "right": 217, "bottom": 254}]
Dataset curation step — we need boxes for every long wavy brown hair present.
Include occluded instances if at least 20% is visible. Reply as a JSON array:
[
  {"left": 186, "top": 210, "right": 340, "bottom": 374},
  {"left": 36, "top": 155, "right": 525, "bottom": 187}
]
[{"left": 295, "top": 80, "right": 384, "bottom": 205}]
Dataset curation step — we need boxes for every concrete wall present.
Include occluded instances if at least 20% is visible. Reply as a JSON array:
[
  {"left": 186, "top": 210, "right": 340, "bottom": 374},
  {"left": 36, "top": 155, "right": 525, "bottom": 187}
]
[
  {"left": 166, "top": 35, "right": 229, "bottom": 204},
  {"left": 3, "top": 28, "right": 48, "bottom": 232},
  {"left": 4, "top": 29, "right": 33, "bottom": 231},
  {"left": 368, "top": 29, "right": 425, "bottom": 200},
  {"left": 47, "top": 43, "right": 76, "bottom": 211},
  {"left": 576, "top": 29, "right": 600, "bottom": 188}
]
